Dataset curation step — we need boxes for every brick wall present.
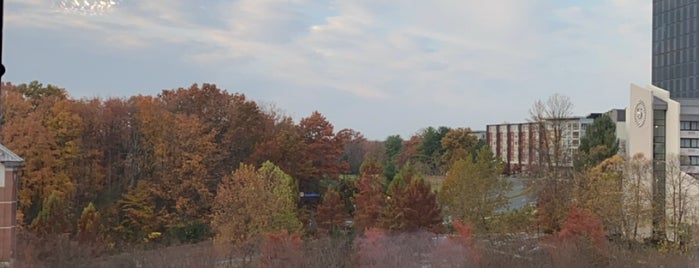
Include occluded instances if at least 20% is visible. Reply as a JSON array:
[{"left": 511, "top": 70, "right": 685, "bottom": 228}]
[{"left": 0, "top": 166, "right": 16, "bottom": 263}]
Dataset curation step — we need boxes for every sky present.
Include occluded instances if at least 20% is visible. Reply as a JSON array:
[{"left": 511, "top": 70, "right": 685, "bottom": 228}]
[{"left": 3, "top": 0, "right": 651, "bottom": 140}]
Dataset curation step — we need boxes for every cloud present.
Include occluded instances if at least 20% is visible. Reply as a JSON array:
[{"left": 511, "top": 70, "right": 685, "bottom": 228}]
[{"left": 5, "top": 0, "right": 653, "bottom": 138}]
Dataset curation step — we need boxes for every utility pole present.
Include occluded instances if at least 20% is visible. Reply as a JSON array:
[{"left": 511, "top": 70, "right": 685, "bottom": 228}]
[{"left": 1, "top": 0, "right": 4, "bottom": 78}]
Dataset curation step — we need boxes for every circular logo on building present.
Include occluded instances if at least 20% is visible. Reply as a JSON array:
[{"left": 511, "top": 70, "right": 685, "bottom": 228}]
[{"left": 633, "top": 100, "right": 647, "bottom": 128}]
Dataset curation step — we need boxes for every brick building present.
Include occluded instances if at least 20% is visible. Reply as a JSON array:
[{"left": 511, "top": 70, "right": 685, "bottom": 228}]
[
  {"left": 0, "top": 144, "right": 23, "bottom": 267},
  {"left": 486, "top": 117, "right": 594, "bottom": 174}
]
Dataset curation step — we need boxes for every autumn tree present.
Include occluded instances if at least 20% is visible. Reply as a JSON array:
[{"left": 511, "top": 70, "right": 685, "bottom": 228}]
[
  {"left": 575, "top": 114, "right": 619, "bottom": 170},
  {"left": 69, "top": 99, "right": 109, "bottom": 212},
  {"left": 573, "top": 155, "right": 625, "bottom": 236},
  {"left": 99, "top": 98, "right": 132, "bottom": 200},
  {"left": 439, "top": 147, "right": 510, "bottom": 232},
  {"left": 380, "top": 166, "right": 442, "bottom": 232},
  {"left": 117, "top": 181, "right": 159, "bottom": 243},
  {"left": 665, "top": 155, "right": 697, "bottom": 246},
  {"left": 212, "top": 162, "right": 301, "bottom": 246},
  {"left": 298, "top": 111, "right": 348, "bottom": 193},
  {"left": 159, "top": 83, "right": 269, "bottom": 185},
  {"left": 431, "top": 220, "right": 482, "bottom": 267},
  {"left": 258, "top": 229, "right": 304, "bottom": 268},
  {"left": 248, "top": 116, "right": 310, "bottom": 181},
  {"left": 30, "top": 191, "right": 72, "bottom": 237},
  {"left": 395, "top": 135, "right": 420, "bottom": 168},
  {"left": 440, "top": 127, "right": 478, "bottom": 167},
  {"left": 337, "top": 128, "right": 367, "bottom": 175},
  {"left": 528, "top": 93, "right": 575, "bottom": 232},
  {"left": 622, "top": 153, "right": 653, "bottom": 241},
  {"left": 316, "top": 187, "right": 349, "bottom": 235},
  {"left": 553, "top": 205, "right": 609, "bottom": 266},
  {"left": 528, "top": 93, "right": 575, "bottom": 169},
  {"left": 1, "top": 82, "right": 78, "bottom": 223},
  {"left": 124, "top": 95, "right": 218, "bottom": 241},
  {"left": 76, "top": 202, "right": 103, "bottom": 244},
  {"left": 353, "top": 158, "right": 386, "bottom": 231}
]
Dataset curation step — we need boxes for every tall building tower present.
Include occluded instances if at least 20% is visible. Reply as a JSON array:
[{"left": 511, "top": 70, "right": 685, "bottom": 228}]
[{"left": 652, "top": 0, "right": 699, "bottom": 98}]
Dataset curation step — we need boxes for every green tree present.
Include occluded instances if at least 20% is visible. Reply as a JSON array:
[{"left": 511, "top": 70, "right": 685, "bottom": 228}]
[
  {"left": 576, "top": 115, "right": 619, "bottom": 170},
  {"left": 383, "top": 135, "right": 403, "bottom": 181},
  {"left": 416, "top": 126, "right": 450, "bottom": 174},
  {"left": 258, "top": 161, "right": 302, "bottom": 232},
  {"left": 438, "top": 147, "right": 511, "bottom": 232}
]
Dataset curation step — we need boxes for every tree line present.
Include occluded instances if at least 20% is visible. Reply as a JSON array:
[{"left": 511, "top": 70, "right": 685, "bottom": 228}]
[
  {"left": 5, "top": 82, "right": 695, "bottom": 267},
  {"left": 1, "top": 81, "right": 497, "bottom": 247}
]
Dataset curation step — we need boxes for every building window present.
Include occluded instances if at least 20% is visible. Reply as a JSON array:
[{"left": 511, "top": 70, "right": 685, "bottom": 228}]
[
  {"left": 690, "top": 156, "right": 699, "bottom": 165},
  {"left": 681, "top": 138, "right": 699, "bottom": 148},
  {"left": 681, "top": 121, "right": 699, "bottom": 130}
]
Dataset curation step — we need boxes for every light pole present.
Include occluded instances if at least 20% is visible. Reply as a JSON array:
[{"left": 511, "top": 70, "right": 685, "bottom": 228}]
[{"left": 1, "top": 0, "right": 4, "bottom": 79}]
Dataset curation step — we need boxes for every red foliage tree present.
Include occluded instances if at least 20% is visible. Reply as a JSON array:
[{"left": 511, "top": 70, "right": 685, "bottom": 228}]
[
  {"left": 557, "top": 205, "right": 607, "bottom": 247},
  {"left": 395, "top": 135, "right": 421, "bottom": 168},
  {"left": 299, "top": 111, "right": 348, "bottom": 192},
  {"left": 432, "top": 220, "right": 481, "bottom": 267},
  {"left": 316, "top": 187, "right": 349, "bottom": 235},
  {"left": 551, "top": 205, "right": 609, "bottom": 266},
  {"left": 258, "top": 229, "right": 303, "bottom": 268},
  {"left": 353, "top": 227, "right": 387, "bottom": 267},
  {"left": 353, "top": 159, "right": 386, "bottom": 231},
  {"left": 380, "top": 167, "right": 442, "bottom": 232}
]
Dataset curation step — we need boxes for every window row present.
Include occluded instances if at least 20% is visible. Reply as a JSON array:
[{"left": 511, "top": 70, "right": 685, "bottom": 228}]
[
  {"left": 681, "top": 121, "right": 699, "bottom": 130},
  {"left": 681, "top": 138, "right": 699, "bottom": 148},
  {"left": 654, "top": 5, "right": 699, "bottom": 28},
  {"left": 651, "top": 62, "right": 697, "bottom": 80},
  {"left": 652, "top": 45, "right": 699, "bottom": 65},
  {"left": 653, "top": 33, "right": 699, "bottom": 54},
  {"left": 653, "top": 19, "right": 699, "bottom": 42},
  {"left": 683, "top": 156, "right": 699, "bottom": 165},
  {"left": 655, "top": 0, "right": 699, "bottom": 13},
  {"left": 652, "top": 76, "right": 699, "bottom": 94}
]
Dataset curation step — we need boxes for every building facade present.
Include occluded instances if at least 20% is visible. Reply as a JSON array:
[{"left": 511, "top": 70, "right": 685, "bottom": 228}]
[
  {"left": 0, "top": 145, "right": 22, "bottom": 267},
  {"left": 677, "top": 99, "right": 699, "bottom": 175},
  {"left": 486, "top": 117, "right": 593, "bottom": 174},
  {"left": 652, "top": 0, "right": 699, "bottom": 98}
]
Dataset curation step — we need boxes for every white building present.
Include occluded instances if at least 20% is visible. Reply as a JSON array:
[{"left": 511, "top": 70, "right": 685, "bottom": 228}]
[{"left": 626, "top": 84, "right": 699, "bottom": 241}]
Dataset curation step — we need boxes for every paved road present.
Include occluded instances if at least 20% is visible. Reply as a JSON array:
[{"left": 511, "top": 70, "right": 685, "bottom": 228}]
[{"left": 506, "top": 176, "right": 534, "bottom": 210}]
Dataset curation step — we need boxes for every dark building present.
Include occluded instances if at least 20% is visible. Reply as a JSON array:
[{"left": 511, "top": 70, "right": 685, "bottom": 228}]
[{"left": 652, "top": 0, "right": 699, "bottom": 98}]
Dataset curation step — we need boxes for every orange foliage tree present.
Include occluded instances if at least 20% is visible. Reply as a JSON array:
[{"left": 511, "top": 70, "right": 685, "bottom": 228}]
[
  {"left": 380, "top": 166, "right": 442, "bottom": 232},
  {"left": 316, "top": 187, "right": 349, "bottom": 235},
  {"left": 298, "top": 111, "right": 348, "bottom": 192},
  {"left": 258, "top": 229, "right": 303, "bottom": 268},
  {"left": 353, "top": 159, "right": 386, "bottom": 231},
  {"left": 550, "top": 205, "right": 609, "bottom": 266},
  {"left": 76, "top": 202, "right": 103, "bottom": 244}
]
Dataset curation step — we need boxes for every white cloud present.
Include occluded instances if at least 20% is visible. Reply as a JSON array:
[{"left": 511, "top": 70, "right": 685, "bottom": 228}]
[{"left": 5, "top": 0, "right": 653, "bottom": 138}]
